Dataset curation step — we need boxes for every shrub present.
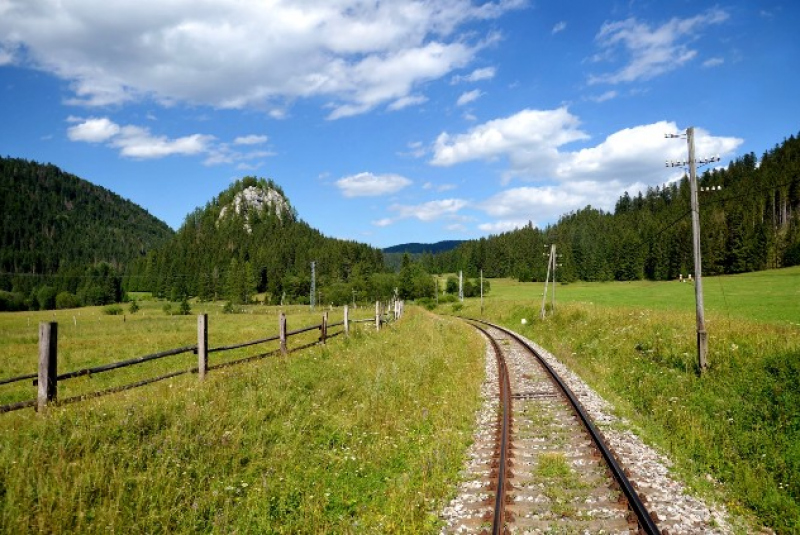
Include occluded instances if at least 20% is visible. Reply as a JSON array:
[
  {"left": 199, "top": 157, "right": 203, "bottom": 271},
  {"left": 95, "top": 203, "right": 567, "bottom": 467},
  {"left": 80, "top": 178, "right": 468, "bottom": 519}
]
[
  {"left": 103, "top": 304, "right": 123, "bottom": 315},
  {"left": 128, "top": 300, "right": 140, "bottom": 314},
  {"left": 451, "top": 302, "right": 463, "bottom": 312},
  {"left": 55, "top": 291, "right": 80, "bottom": 310},
  {"left": 0, "top": 290, "right": 26, "bottom": 311},
  {"left": 178, "top": 298, "right": 191, "bottom": 316},
  {"left": 162, "top": 303, "right": 173, "bottom": 315},
  {"left": 37, "top": 286, "right": 58, "bottom": 311}
]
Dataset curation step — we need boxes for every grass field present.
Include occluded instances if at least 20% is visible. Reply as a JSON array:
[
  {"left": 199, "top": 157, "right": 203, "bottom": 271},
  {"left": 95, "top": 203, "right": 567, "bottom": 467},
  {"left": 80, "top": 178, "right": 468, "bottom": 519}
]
[
  {"left": 487, "top": 265, "right": 800, "bottom": 324},
  {"left": 0, "top": 305, "right": 485, "bottom": 533},
  {"left": 452, "top": 266, "right": 800, "bottom": 534}
]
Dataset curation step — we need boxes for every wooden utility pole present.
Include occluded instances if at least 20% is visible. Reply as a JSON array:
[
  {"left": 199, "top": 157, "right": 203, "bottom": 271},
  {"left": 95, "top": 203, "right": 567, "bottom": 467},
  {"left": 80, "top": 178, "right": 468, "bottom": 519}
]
[
  {"left": 687, "top": 127, "right": 709, "bottom": 372},
  {"left": 540, "top": 245, "right": 554, "bottom": 319},
  {"left": 480, "top": 269, "right": 484, "bottom": 316}
]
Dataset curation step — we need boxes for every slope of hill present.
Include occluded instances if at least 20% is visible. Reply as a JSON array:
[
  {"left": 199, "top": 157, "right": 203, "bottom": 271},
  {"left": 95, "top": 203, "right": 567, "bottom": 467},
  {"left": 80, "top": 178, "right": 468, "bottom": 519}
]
[
  {"left": 125, "top": 177, "right": 387, "bottom": 304},
  {"left": 0, "top": 157, "right": 175, "bottom": 308},
  {"left": 0, "top": 157, "right": 174, "bottom": 275}
]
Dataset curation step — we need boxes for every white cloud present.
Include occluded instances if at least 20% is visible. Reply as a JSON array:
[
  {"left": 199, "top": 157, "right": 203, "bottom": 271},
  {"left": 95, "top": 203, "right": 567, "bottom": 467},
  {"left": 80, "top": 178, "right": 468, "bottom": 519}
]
[
  {"left": 0, "top": 45, "right": 15, "bottom": 66},
  {"left": 111, "top": 126, "right": 213, "bottom": 159},
  {"left": 390, "top": 198, "right": 468, "bottom": 221},
  {"left": 451, "top": 66, "right": 496, "bottom": 83},
  {"left": 589, "top": 8, "right": 729, "bottom": 85},
  {"left": 478, "top": 220, "right": 529, "bottom": 233},
  {"left": 456, "top": 89, "right": 483, "bottom": 106},
  {"left": 372, "top": 218, "right": 394, "bottom": 227},
  {"left": 388, "top": 95, "right": 428, "bottom": 111},
  {"left": 431, "top": 107, "right": 589, "bottom": 178},
  {"left": 67, "top": 117, "right": 121, "bottom": 142},
  {"left": 431, "top": 111, "right": 742, "bottom": 189},
  {"left": 423, "top": 182, "right": 457, "bottom": 192},
  {"left": 702, "top": 57, "right": 724, "bottom": 68},
  {"left": 66, "top": 116, "right": 279, "bottom": 162},
  {"left": 336, "top": 172, "right": 412, "bottom": 198},
  {"left": 587, "top": 90, "right": 618, "bottom": 103},
  {"left": 1, "top": 1, "right": 522, "bottom": 118},
  {"left": 234, "top": 135, "right": 268, "bottom": 145},
  {"left": 552, "top": 21, "right": 567, "bottom": 34}
]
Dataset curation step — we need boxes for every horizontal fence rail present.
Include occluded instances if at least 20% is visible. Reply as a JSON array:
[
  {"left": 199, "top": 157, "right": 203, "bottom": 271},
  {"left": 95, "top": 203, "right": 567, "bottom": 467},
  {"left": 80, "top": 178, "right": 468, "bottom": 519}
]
[{"left": 1, "top": 301, "right": 404, "bottom": 415}]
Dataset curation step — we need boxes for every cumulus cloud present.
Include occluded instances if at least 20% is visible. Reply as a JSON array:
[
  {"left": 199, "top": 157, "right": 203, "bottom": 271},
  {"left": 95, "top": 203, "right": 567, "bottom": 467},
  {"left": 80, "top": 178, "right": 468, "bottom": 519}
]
[
  {"left": 336, "top": 172, "right": 412, "bottom": 197},
  {"left": 67, "top": 117, "right": 121, "bottom": 143},
  {"left": 589, "top": 8, "right": 729, "bottom": 85},
  {"left": 552, "top": 21, "right": 567, "bottom": 34},
  {"left": 431, "top": 107, "right": 589, "bottom": 178},
  {"left": 66, "top": 116, "right": 275, "bottom": 162},
  {"left": 431, "top": 110, "right": 742, "bottom": 188},
  {"left": 456, "top": 89, "right": 483, "bottom": 106},
  {"left": 0, "top": 0, "right": 523, "bottom": 118}
]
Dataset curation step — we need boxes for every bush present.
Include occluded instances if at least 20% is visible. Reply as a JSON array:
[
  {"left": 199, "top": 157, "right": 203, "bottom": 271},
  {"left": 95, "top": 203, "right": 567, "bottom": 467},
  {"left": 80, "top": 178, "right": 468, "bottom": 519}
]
[
  {"left": 0, "top": 290, "right": 26, "bottom": 311},
  {"left": 37, "top": 286, "right": 58, "bottom": 311},
  {"left": 55, "top": 291, "right": 80, "bottom": 310},
  {"left": 178, "top": 298, "right": 191, "bottom": 316},
  {"left": 416, "top": 297, "right": 437, "bottom": 311},
  {"left": 162, "top": 303, "right": 173, "bottom": 315},
  {"left": 222, "top": 301, "right": 235, "bottom": 314},
  {"left": 128, "top": 300, "right": 140, "bottom": 314},
  {"left": 103, "top": 304, "right": 123, "bottom": 315},
  {"left": 451, "top": 302, "right": 463, "bottom": 312}
]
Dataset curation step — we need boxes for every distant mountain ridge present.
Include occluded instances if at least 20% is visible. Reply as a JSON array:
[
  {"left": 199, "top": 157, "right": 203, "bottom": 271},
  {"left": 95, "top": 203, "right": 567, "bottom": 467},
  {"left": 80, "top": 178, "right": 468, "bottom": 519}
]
[{"left": 383, "top": 240, "right": 464, "bottom": 254}]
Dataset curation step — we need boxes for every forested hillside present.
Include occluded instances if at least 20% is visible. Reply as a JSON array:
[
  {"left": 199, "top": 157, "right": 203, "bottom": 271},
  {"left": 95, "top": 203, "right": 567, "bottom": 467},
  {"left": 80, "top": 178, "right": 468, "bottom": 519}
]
[
  {"left": 0, "top": 157, "right": 174, "bottom": 310},
  {"left": 124, "top": 177, "right": 392, "bottom": 305},
  {"left": 428, "top": 133, "right": 800, "bottom": 282}
]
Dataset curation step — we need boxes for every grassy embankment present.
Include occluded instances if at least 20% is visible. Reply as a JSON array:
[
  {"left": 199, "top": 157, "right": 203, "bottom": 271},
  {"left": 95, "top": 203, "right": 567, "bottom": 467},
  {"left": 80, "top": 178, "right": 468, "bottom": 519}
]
[
  {"left": 451, "top": 266, "right": 800, "bottom": 534},
  {"left": 0, "top": 303, "right": 484, "bottom": 533}
]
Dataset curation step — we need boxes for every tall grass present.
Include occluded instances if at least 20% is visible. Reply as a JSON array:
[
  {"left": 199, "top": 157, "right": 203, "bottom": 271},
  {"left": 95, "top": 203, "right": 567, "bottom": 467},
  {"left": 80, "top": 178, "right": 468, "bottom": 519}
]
[
  {"left": 453, "top": 270, "right": 800, "bottom": 534},
  {"left": 0, "top": 307, "right": 484, "bottom": 533}
]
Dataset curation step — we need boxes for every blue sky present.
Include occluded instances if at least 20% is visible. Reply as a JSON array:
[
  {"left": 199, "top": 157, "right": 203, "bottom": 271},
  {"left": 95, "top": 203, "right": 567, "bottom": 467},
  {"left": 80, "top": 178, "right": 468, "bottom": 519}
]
[{"left": 1, "top": 1, "right": 797, "bottom": 248}]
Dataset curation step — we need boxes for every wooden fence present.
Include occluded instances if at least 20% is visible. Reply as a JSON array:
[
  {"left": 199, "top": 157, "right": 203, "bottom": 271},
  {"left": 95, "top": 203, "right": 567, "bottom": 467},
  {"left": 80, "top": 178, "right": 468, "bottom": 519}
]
[{"left": 0, "top": 300, "right": 405, "bottom": 415}]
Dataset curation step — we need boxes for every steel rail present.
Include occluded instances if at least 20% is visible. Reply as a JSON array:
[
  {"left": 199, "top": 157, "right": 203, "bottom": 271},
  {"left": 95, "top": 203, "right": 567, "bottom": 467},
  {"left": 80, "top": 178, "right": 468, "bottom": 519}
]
[
  {"left": 470, "top": 323, "right": 512, "bottom": 535},
  {"left": 469, "top": 318, "right": 661, "bottom": 535}
]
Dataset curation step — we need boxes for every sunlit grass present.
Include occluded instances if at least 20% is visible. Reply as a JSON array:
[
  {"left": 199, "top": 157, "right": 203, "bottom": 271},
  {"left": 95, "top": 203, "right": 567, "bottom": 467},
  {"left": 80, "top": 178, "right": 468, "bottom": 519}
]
[{"left": 0, "top": 306, "right": 485, "bottom": 533}]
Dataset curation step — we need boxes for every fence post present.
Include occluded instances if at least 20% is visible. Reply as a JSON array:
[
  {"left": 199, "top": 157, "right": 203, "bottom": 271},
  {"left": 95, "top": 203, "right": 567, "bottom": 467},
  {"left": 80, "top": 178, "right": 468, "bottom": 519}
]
[
  {"left": 279, "top": 312, "right": 288, "bottom": 356},
  {"left": 321, "top": 311, "right": 328, "bottom": 344},
  {"left": 375, "top": 301, "right": 380, "bottom": 331},
  {"left": 344, "top": 305, "right": 349, "bottom": 337},
  {"left": 197, "top": 314, "right": 208, "bottom": 380},
  {"left": 37, "top": 322, "right": 58, "bottom": 412}
]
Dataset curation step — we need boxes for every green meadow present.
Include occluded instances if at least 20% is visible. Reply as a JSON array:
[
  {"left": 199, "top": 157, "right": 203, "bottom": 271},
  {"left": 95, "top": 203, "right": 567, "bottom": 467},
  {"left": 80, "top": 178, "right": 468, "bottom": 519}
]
[
  {"left": 487, "top": 265, "right": 800, "bottom": 324},
  {"left": 455, "top": 266, "right": 800, "bottom": 534},
  {"left": 0, "top": 304, "right": 484, "bottom": 533}
]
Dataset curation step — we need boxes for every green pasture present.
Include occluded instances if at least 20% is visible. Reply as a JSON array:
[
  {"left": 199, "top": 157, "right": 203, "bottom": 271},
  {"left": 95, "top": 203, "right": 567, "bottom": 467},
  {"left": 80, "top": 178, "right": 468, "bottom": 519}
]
[
  {"left": 0, "top": 299, "right": 364, "bottom": 407},
  {"left": 485, "top": 265, "right": 800, "bottom": 324},
  {"left": 0, "top": 306, "right": 484, "bottom": 533}
]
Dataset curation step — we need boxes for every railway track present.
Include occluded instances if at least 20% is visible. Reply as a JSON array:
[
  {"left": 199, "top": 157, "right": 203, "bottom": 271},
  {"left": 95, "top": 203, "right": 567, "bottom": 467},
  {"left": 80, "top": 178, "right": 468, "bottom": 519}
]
[{"left": 441, "top": 319, "right": 660, "bottom": 535}]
